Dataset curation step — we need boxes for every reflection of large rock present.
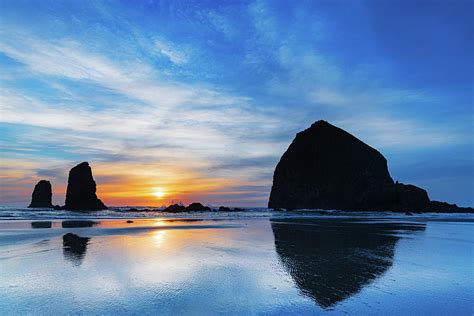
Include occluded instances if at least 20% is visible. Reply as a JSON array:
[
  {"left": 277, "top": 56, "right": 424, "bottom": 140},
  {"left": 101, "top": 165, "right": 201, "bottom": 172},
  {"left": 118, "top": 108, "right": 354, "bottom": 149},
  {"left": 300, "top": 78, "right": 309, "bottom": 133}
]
[
  {"left": 61, "top": 220, "right": 97, "bottom": 228},
  {"left": 28, "top": 180, "right": 53, "bottom": 208},
  {"left": 269, "top": 120, "right": 430, "bottom": 211},
  {"left": 31, "top": 221, "right": 52, "bottom": 228},
  {"left": 62, "top": 233, "right": 90, "bottom": 265},
  {"left": 271, "top": 219, "right": 425, "bottom": 308},
  {"left": 65, "top": 162, "right": 107, "bottom": 210}
]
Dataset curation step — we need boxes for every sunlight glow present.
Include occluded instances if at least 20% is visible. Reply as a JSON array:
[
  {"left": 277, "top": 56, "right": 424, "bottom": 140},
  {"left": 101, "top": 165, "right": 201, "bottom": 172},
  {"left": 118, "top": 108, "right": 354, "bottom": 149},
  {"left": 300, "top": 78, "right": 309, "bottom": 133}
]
[
  {"left": 153, "top": 230, "right": 167, "bottom": 247},
  {"left": 154, "top": 219, "right": 165, "bottom": 226},
  {"left": 153, "top": 189, "right": 166, "bottom": 199}
]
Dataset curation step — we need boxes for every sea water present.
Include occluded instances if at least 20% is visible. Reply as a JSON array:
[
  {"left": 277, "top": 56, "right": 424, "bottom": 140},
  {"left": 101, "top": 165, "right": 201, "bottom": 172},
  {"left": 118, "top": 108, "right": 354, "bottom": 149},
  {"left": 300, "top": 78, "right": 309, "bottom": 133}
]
[{"left": 0, "top": 208, "right": 473, "bottom": 315}]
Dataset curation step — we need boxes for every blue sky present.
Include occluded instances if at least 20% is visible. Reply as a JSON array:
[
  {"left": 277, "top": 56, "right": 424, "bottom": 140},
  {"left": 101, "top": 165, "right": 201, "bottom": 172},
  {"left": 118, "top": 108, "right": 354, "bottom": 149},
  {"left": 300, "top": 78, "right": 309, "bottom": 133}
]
[{"left": 0, "top": 0, "right": 472, "bottom": 206}]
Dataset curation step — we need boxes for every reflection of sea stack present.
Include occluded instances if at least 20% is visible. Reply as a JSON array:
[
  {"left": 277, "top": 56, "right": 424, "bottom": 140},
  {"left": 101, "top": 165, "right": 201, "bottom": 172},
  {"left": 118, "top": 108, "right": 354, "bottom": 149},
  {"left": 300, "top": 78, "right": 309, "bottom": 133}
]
[
  {"left": 271, "top": 219, "right": 425, "bottom": 308},
  {"left": 269, "top": 120, "right": 430, "bottom": 211},
  {"left": 65, "top": 162, "right": 107, "bottom": 210},
  {"left": 28, "top": 180, "right": 53, "bottom": 208},
  {"left": 62, "top": 233, "right": 90, "bottom": 265}
]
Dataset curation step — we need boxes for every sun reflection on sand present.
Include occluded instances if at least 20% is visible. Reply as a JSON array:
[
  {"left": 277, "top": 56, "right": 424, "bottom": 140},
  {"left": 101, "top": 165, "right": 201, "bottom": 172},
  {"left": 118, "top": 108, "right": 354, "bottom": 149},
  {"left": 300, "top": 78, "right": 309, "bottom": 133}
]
[
  {"left": 153, "top": 230, "right": 167, "bottom": 247},
  {"left": 154, "top": 219, "right": 166, "bottom": 226}
]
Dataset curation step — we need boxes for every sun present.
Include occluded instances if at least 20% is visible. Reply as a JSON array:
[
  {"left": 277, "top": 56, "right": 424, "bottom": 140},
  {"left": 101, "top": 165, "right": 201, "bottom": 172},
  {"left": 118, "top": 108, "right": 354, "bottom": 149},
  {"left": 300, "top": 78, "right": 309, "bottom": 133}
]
[{"left": 153, "top": 189, "right": 166, "bottom": 199}]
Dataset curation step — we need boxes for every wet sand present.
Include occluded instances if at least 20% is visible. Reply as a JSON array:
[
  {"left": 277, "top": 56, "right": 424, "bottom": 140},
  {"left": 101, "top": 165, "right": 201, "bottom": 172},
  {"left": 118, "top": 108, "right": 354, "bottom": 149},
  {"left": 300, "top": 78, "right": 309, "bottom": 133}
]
[{"left": 0, "top": 216, "right": 473, "bottom": 315}]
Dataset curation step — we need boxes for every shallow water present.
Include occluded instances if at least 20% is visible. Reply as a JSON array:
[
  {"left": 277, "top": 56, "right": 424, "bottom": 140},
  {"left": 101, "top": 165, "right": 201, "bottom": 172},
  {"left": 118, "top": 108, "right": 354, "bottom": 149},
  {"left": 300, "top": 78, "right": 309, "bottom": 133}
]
[{"left": 0, "top": 213, "right": 473, "bottom": 315}]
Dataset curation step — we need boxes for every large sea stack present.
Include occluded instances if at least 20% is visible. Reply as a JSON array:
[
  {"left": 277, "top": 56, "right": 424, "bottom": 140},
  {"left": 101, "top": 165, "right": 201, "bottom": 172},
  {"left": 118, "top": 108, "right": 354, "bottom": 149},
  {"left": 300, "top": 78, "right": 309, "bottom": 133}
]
[
  {"left": 65, "top": 162, "right": 107, "bottom": 210},
  {"left": 269, "top": 120, "right": 430, "bottom": 211},
  {"left": 28, "top": 180, "right": 53, "bottom": 208}
]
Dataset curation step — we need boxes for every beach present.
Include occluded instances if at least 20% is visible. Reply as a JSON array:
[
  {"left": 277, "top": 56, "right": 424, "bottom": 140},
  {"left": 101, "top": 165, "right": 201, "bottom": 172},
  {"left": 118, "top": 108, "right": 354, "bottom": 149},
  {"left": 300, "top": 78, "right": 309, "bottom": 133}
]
[{"left": 0, "top": 211, "right": 473, "bottom": 315}]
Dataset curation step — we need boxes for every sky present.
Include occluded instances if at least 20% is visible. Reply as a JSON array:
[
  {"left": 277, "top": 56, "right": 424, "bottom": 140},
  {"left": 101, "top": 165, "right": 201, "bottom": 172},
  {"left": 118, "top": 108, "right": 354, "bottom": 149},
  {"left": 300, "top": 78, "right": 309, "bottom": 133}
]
[{"left": 0, "top": 0, "right": 472, "bottom": 207}]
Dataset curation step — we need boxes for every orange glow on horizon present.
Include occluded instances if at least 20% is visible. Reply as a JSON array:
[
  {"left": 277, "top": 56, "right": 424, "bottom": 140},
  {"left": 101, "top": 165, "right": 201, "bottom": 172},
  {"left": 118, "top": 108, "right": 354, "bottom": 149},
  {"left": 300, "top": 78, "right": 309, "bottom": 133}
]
[{"left": 1, "top": 159, "right": 269, "bottom": 207}]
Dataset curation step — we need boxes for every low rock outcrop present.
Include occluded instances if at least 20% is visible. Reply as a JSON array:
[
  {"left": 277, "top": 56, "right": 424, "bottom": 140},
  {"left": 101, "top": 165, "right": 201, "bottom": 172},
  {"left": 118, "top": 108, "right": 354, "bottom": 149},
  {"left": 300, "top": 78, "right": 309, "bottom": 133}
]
[
  {"left": 28, "top": 180, "right": 53, "bottom": 208},
  {"left": 163, "top": 204, "right": 187, "bottom": 212},
  {"left": 268, "top": 120, "right": 432, "bottom": 211},
  {"left": 429, "top": 201, "right": 473, "bottom": 213},
  {"left": 64, "top": 162, "right": 107, "bottom": 211},
  {"left": 186, "top": 203, "right": 211, "bottom": 212},
  {"left": 218, "top": 206, "right": 245, "bottom": 212},
  {"left": 162, "top": 203, "right": 211, "bottom": 212}
]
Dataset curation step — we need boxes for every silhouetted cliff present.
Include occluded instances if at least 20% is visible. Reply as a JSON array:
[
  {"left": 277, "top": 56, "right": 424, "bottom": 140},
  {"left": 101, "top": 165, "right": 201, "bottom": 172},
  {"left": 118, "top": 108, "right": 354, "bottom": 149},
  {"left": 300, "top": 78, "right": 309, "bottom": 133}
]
[
  {"left": 269, "top": 120, "right": 431, "bottom": 211},
  {"left": 28, "top": 180, "right": 53, "bottom": 208},
  {"left": 65, "top": 162, "right": 107, "bottom": 210}
]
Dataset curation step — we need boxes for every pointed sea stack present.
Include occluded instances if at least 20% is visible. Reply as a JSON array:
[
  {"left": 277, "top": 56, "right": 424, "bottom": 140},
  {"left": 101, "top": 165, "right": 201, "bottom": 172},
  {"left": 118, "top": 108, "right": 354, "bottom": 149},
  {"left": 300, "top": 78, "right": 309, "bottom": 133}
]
[
  {"left": 269, "top": 120, "right": 430, "bottom": 211},
  {"left": 64, "top": 162, "right": 107, "bottom": 211},
  {"left": 28, "top": 180, "right": 53, "bottom": 208}
]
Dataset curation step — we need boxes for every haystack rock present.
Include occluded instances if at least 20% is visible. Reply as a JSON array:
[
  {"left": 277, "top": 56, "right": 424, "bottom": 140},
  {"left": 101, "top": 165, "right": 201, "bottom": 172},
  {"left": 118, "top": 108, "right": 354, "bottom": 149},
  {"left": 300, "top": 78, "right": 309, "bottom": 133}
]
[
  {"left": 269, "top": 120, "right": 430, "bottom": 211},
  {"left": 65, "top": 162, "right": 107, "bottom": 210},
  {"left": 28, "top": 180, "right": 53, "bottom": 208}
]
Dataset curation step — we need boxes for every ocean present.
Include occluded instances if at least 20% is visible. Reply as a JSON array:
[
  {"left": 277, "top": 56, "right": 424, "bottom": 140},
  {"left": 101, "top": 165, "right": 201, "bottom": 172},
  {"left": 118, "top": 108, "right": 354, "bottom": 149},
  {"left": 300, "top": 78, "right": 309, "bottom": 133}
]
[{"left": 0, "top": 208, "right": 473, "bottom": 315}]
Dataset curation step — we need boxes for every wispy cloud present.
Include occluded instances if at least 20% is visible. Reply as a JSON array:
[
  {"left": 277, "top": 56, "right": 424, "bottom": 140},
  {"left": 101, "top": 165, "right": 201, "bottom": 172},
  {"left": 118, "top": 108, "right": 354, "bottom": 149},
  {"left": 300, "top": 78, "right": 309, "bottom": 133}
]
[
  {"left": 0, "top": 0, "right": 472, "bottom": 206},
  {"left": 154, "top": 38, "right": 188, "bottom": 65}
]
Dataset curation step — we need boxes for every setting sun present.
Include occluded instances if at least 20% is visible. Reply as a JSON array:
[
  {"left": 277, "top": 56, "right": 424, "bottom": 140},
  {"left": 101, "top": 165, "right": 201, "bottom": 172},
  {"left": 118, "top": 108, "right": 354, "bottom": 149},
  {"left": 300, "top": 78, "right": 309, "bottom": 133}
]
[{"left": 153, "top": 189, "right": 166, "bottom": 199}]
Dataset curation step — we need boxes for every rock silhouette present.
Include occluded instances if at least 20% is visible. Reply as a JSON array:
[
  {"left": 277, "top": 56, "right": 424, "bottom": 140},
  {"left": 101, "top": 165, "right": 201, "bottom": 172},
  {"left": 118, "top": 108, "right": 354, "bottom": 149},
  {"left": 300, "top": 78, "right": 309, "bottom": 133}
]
[
  {"left": 65, "top": 162, "right": 107, "bottom": 210},
  {"left": 163, "top": 204, "right": 187, "bottom": 212},
  {"left": 28, "top": 180, "right": 53, "bottom": 208},
  {"left": 218, "top": 206, "right": 245, "bottom": 212},
  {"left": 271, "top": 218, "right": 426, "bottom": 308},
  {"left": 429, "top": 200, "right": 473, "bottom": 212},
  {"left": 269, "top": 120, "right": 431, "bottom": 211},
  {"left": 162, "top": 203, "right": 211, "bottom": 212},
  {"left": 186, "top": 202, "right": 211, "bottom": 212}
]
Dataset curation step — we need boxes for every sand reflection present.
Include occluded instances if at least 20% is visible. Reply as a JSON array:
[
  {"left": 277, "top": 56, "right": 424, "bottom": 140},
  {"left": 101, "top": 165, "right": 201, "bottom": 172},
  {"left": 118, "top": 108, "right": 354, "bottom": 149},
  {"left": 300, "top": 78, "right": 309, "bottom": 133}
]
[
  {"left": 153, "top": 230, "right": 168, "bottom": 247},
  {"left": 271, "top": 218, "right": 426, "bottom": 308},
  {"left": 62, "top": 233, "right": 90, "bottom": 266}
]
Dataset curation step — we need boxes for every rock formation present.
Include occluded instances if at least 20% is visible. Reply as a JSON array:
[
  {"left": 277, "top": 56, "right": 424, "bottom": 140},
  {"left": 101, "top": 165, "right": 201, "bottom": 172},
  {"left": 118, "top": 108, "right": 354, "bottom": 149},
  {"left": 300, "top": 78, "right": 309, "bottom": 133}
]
[
  {"left": 268, "top": 120, "right": 431, "bottom": 211},
  {"left": 218, "top": 206, "right": 245, "bottom": 212},
  {"left": 64, "top": 162, "right": 107, "bottom": 210},
  {"left": 162, "top": 203, "right": 211, "bottom": 212},
  {"left": 163, "top": 203, "right": 187, "bottom": 212},
  {"left": 186, "top": 202, "right": 211, "bottom": 212},
  {"left": 28, "top": 180, "right": 53, "bottom": 208},
  {"left": 429, "top": 201, "right": 473, "bottom": 213}
]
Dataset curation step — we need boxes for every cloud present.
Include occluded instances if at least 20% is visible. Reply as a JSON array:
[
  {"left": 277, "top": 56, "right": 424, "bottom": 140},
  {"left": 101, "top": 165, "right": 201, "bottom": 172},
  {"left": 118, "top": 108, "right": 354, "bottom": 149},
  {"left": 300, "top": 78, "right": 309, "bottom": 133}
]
[
  {"left": 206, "top": 11, "right": 236, "bottom": 39},
  {"left": 154, "top": 38, "right": 188, "bottom": 65},
  {"left": 0, "top": 33, "right": 242, "bottom": 109},
  {"left": 0, "top": 0, "right": 471, "bottom": 206},
  {"left": 335, "top": 116, "right": 468, "bottom": 150}
]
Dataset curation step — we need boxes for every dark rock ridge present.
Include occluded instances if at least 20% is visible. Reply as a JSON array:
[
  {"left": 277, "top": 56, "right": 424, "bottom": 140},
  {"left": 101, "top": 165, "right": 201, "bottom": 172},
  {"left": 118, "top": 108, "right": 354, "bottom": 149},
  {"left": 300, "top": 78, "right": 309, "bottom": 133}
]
[
  {"left": 160, "top": 203, "right": 243, "bottom": 212},
  {"left": 163, "top": 204, "right": 187, "bottom": 212},
  {"left": 163, "top": 202, "right": 211, "bottom": 212},
  {"left": 218, "top": 206, "right": 245, "bottom": 212},
  {"left": 28, "top": 180, "right": 53, "bottom": 208},
  {"left": 269, "top": 120, "right": 434, "bottom": 211},
  {"left": 65, "top": 162, "right": 107, "bottom": 210},
  {"left": 429, "top": 201, "right": 473, "bottom": 213},
  {"left": 186, "top": 202, "right": 211, "bottom": 212}
]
